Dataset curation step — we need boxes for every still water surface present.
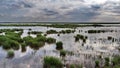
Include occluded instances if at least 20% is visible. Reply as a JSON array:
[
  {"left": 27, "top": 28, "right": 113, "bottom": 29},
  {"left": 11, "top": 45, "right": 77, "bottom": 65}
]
[{"left": 0, "top": 26, "right": 120, "bottom": 68}]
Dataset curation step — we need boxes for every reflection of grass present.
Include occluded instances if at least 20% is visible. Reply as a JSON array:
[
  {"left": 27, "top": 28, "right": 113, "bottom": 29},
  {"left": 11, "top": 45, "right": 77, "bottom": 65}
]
[{"left": 44, "top": 56, "right": 63, "bottom": 68}]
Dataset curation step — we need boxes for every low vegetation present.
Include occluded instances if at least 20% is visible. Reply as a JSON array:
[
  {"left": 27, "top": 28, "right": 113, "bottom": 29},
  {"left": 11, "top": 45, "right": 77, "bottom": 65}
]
[
  {"left": 23, "top": 36, "right": 56, "bottom": 50},
  {"left": 74, "top": 34, "right": 87, "bottom": 43},
  {"left": 43, "top": 56, "right": 63, "bottom": 68},
  {"left": 95, "top": 56, "right": 120, "bottom": 68},
  {"left": 59, "top": 30, "right": 75, "bottom": 34},
  {"left": 46, "top": 29, "right": 75, "bottom": 34},
  {"left": 0, "top": 23, "right": 104, "bottom": 28},
  {"left": 46, "top": 37, "right": 56, "bottom": 44},
  {"left": 67, "top": 64, "right": 83, "bottom": 68},
  {"left": 46, "top": 30, "right": 58, "bottom": 34},
  {"left": 88, "top": 30, "right": 106, "bottom": 33},
  {"left": 0, "top": 29, "right": 57, "bottom": 57},
  {"left": 28, "top": 31, "right": 42, "bottom": 34},
  {"left": 56, "top": 41, "right": 63, "bottom": 50},
  {"left": 60, "top": 50, "right": 67, "bottom": 57},
  {"left": 7, "top": 50, "right": 14, "bottom": 58},
  {"left": 107, "top": 36, "right": 113, "bottom": 40},
  {"left": 21, "top": 43, "right": 27, "bottom": 52}
]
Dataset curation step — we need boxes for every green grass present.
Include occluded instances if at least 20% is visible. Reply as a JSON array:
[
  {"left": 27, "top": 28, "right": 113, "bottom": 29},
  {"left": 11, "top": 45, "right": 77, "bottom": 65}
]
[
  {"left": 94, "top": 56, "right": 120, "bottom": 68},
  {"left": 0, "top": 29, "right": 56, "bottom": 51},
  {"left": 46, "top": 37, "right": 56, "bottom": 44},
  {"left": 46, "top": 30, "right": 58, "bottom": 34},
  {"left": 0, "top": 23, "right": 104, "bottom": 28},
  {"left": 21, "top": 43, "right": 27, "bottom": 52},
  {"left": 7, "top": 50, "right": 14, "bottom": 58},
  {"left": 28, "top": 31, "right": 42, "bottom": 34},
  {"left": 44, "top": 56, "right": 63, "bottom": 68},
  {"left": 56, "top": 41, "right": 63, "bottom": 50},
  {"left": 60, "top": 50, "right": 66, "bottom": 57},
  {"left": 59, "top": 30, "right": 75, "bottom": 34},
  {"left": 74, "top": 34, "right": 87, "bottom": 43}
]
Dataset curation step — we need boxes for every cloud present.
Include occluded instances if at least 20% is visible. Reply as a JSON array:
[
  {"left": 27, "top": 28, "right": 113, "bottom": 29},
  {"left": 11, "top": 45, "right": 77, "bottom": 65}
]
[{"left": 0, "top": 0, "right": 120, "bottom": 22}]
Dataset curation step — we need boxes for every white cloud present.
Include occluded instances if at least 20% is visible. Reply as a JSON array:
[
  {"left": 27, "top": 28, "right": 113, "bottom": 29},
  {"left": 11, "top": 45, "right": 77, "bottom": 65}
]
[{"left": 0, "top": 0, "right": 120, "bottom": 22}]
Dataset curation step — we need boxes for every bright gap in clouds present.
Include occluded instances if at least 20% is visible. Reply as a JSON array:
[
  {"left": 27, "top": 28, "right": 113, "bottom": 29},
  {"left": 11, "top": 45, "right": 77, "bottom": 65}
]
[{"left": 84, "top": 0, "right": 108, "bottom": 4}]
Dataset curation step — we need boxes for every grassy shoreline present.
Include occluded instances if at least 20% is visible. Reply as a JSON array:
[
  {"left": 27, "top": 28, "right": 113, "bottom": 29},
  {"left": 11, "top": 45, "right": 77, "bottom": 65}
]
[
  {"left": 0, "top": 23, "right": 120, "bottom": 28},
  {"left": 0, "top": 23, "right": 104, "bottom": 28}
]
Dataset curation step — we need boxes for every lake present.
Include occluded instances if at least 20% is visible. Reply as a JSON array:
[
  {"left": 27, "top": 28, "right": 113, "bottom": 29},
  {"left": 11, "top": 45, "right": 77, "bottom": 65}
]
[{"left": 0, "top": 25, "right": 120, "bottom": 68}]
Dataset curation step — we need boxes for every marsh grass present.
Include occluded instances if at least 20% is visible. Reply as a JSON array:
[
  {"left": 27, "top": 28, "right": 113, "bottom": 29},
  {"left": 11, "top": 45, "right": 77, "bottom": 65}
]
[
  {"left": 43, "top": 56, "right": 63, "bottom": 68},
  {"left": 46, "top": 30, "right": 58, "bottom": 34},
  {"left": 74, "top": 34, "right": 87, "bottom": 43},
  {"left": 7, "top": 50, "right": 14, "bottom": 59},
  {"left": 46, "top": 37, "right": 56, "bottom": 44},
  {"left": 60, "top": 50, "right": 66, "bottom": 57},
  {"left": 56, "top": 41, "right": 63, "bottom": 50}
]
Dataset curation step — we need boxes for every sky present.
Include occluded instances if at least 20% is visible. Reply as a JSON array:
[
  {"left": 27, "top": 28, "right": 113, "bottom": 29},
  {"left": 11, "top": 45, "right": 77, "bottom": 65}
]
[{"left": 0, "top": 0, "right": 120, "bottom": 22}]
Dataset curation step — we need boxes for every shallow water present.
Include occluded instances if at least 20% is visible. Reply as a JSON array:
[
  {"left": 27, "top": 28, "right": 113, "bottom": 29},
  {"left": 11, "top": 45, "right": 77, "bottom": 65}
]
[{"left": 0, "top": 26, "right": 120, "bottom": 68}]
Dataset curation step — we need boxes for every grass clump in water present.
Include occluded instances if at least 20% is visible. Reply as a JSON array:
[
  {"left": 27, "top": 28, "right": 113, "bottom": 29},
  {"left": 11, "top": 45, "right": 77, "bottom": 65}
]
[
  {"left": 28, "top": 31, "right": 42, "bottom": 34},
  {"left": 7, "top": 50, "right": 14, "bottom": 58},
  {"left": 60, "top": 50, "right": 66, "bottom": 57},
  {"left": 74, "top": 34, "right": 87, "bottom": 43},
  {"left": 46, "top": 37, "right": 56, "bottom": 44},
  {"left": 56, "top": 41, "right": 63, "bottom": 50},
  {"left": 46, "top": 30, "right": 58, "bottom": 34},
  {"left": 21, "top": 43, "right": 27, "bottom": 52},
  {"left": 59, "top": 30, "right": 75, "bottom": 34},
  {"left": 44, "top": 56, "right": 63, "bottom": 68}
]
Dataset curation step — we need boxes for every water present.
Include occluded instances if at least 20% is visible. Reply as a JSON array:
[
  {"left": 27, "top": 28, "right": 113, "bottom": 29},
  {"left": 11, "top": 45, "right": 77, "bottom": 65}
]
[{"left": 0, "top": 26, "right": 120, "bottom": 68}]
